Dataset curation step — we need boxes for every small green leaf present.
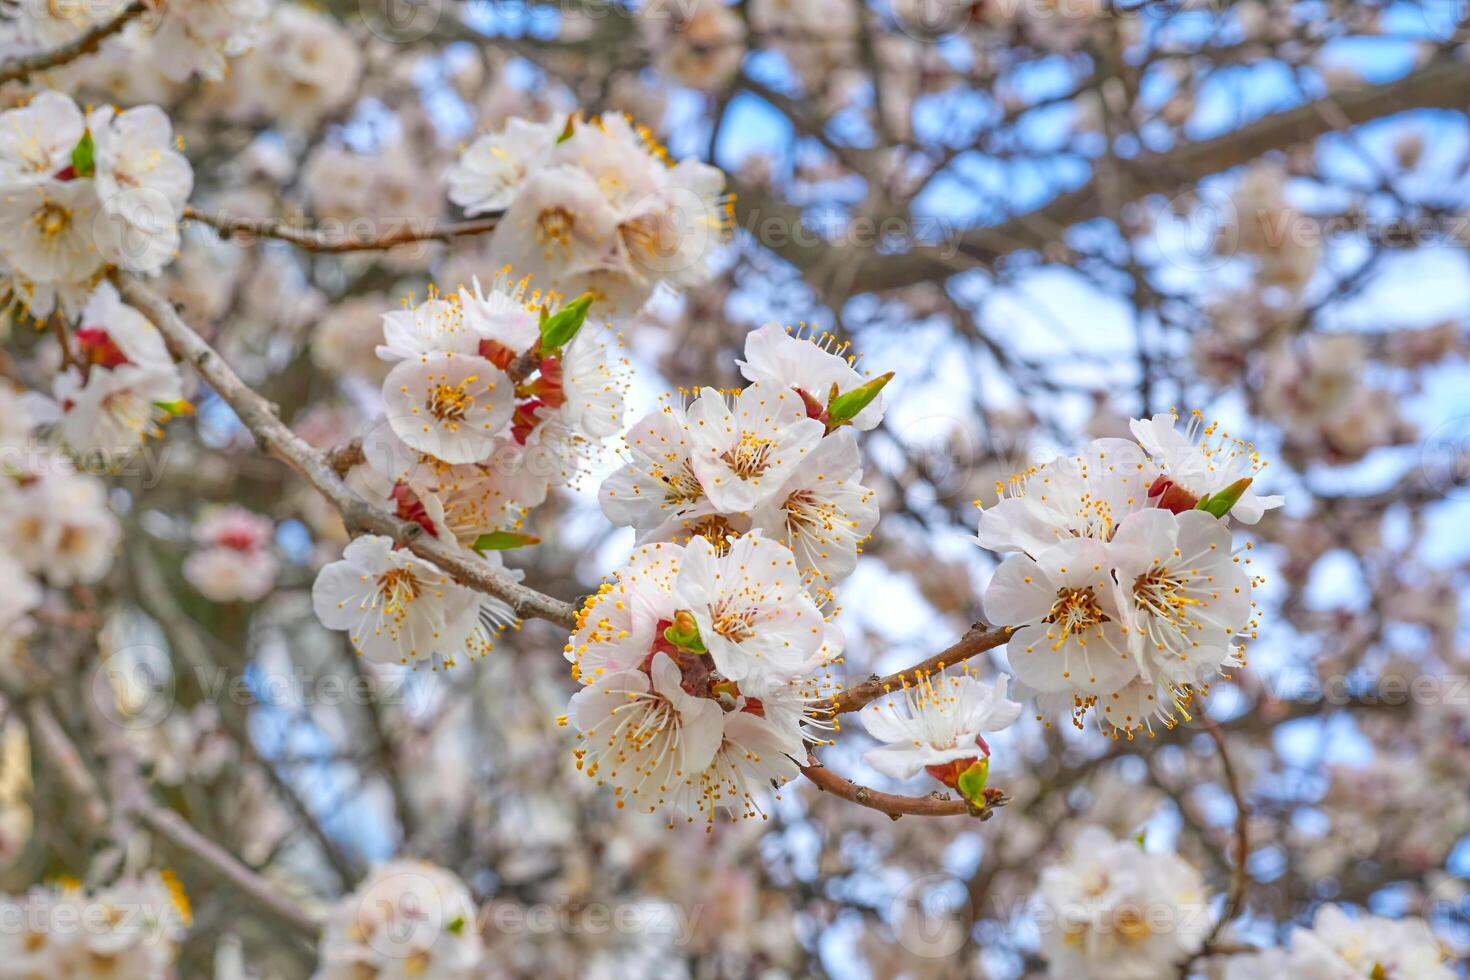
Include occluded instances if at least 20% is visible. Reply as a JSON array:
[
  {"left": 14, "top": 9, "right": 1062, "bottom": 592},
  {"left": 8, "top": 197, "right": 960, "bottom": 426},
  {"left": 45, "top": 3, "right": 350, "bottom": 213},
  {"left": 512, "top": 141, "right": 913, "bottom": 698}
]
[
  {"left": 70, "top": 131, "right": 95, "bottom": 179},
  {"left": 447, "top": 915, "right": 466, "bottom": 935},
  {"left": 1134, "top": 830, "right": 1147, "bottom": 847},
  {"left": 472, "top": 531, "right": 540, "bottom": 551},
  {"left": 954, "top": 757, "right": 990, "bottom": 806},
  {"left": 826, "top": 372, "right": 893, "bottom": 430},
  {"left": 538, "top": 293, "right": 595, "bottom": 352},
  {"left": 1196, "top": 477, "right": 1253, "bottom": 518},
  {"left": 556, "top": 114, "right": 576, "bottom": 144}
]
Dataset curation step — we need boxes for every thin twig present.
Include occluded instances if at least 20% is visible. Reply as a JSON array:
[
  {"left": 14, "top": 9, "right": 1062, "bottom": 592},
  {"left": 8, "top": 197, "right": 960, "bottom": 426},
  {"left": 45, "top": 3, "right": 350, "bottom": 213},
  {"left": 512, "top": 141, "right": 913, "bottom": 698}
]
[
  {"left": 799, "top": 750, "right": 1007, "bottom": 820},
  {"left": 827, "top": 623, "right": 1009, "bottom": 715},
  {"left": 137, "top": 804, "right": 324, "bottom": 941},
  {"left": 185, "top": 206, "right": 502, "bottom": 254},
  {"left": 0, "top": 1, "right": 147, "bottom": 84},
  {"left": 1181, "top": 720, "right": 1252, "bottom": 973},
  {"left": 1205, "top": 719, "right": 1250, "bottom": 929},
  {"left": 23, "top": 699, "right": 109, "bottom": 833}
]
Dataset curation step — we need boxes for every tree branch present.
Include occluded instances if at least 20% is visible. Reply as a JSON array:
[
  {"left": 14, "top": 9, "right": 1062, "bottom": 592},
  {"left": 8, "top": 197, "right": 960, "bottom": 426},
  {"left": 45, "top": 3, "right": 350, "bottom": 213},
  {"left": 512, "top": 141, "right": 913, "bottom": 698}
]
[
  {"left": 185, "top": 206, "right": 502, "bottom": 254},
  {"left": 738, "top": 56, "right": 1470, "bottom": 293},
  {"left": 0, "top": 1, "right": 147, "bottom": 84},
  {"left": 826, "top": 623, "right": 1010, "bottom": 715},
  {"left": 799, "top": 751, "right": 1006, "bottom": 820},
  {"left": 113, "top": 273, "right": 580, "bottom": 630}
]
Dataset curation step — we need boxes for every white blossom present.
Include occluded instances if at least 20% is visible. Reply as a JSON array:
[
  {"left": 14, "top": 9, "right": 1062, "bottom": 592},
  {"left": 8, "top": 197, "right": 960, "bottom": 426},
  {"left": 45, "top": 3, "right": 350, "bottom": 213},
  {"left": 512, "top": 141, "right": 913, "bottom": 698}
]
[
  {"left": 860, "top": 670, "right": 1021, "bottom": 779},
  {"left": 314, "top": 860, "right": 483, "bottom": 980},
  {"left": 1034, "top": 827, "right": 1211, "bottom": 980},
  {"left": 311, "top": 535, "right": 497, "bottom": 667}
]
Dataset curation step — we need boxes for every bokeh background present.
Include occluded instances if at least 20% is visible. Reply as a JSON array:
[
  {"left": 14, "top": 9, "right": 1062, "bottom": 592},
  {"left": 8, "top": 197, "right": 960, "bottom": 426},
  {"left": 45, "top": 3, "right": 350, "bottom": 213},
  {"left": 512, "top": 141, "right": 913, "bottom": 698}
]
[{"left": 3, "top": 0, "right": 1470, "bottom": 976}]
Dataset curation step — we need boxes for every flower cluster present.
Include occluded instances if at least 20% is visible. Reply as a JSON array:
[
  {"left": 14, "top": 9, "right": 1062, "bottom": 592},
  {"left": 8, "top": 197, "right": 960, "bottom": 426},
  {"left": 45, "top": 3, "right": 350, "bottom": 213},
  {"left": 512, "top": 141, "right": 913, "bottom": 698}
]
[
  {"left": 979, "top": 411, "right": 1280, "bottom": 736},
  {"left": 562, "top": 534, "right": 836, "bottom": 826},
  {"left": 568, "top": 321, "right": 1021, "bottom": 820},
  {"left": 446, "top": 111, "right": 731, "bottom": 316},
  {"left": 0, "top": 871, "right": 190, "bottom": 979},
  {"left": 314, "top": 861, "right": 482, "bottom": 980},
  {"left": 1033, "top": 827, "right": 1212, "bottom": 980},
  {"left": 0, "top": 92, "right": 194, "bottom": 319},
  {"left": 312, "top": 273, "right": 629, "bottom": 667},
  {"left": 600, "top": 322, "right": 886, "bottom": 589}
]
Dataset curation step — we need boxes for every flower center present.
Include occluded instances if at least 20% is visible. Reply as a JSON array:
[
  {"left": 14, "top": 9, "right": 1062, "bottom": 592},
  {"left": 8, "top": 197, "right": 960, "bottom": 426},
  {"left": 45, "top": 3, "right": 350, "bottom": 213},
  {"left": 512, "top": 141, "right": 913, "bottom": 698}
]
[
  {"left": 426, "top": 378, "right": 479, "bottom": 425},
  {"left": 1132, "top": 566, "right": 1196, "bottom": 620},
  {"left": 1046, "top": 586, "right": 1107, "bottom": 642},
  {"left": 658, "top": 461, "right": 704, "bottom": 506},
  {"left": 719, "top": 432, "right": 774, "bottom": 479},
  {"left": 709, "top": 599, "right": 757, "bottom": 644},
  {"left": 35, "top": 201, "right": 71, "bottom": 239},
  {"left": 536, "top": 207, "right": 574, "bottom": 248},
  {"left": 376, "top": 567, "right": 422, "bottom": 616}
]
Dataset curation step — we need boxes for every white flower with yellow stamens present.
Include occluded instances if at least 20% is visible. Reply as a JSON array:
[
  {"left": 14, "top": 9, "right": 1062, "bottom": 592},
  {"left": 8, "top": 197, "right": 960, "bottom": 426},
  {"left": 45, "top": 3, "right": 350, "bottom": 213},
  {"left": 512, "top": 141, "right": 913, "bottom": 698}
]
[
  {"left": 1130, "top": 410, "right": 1284, "bottom": 523},
  {"left": 600, "top": 399, "right": 718, "bottom": 543},
  {"left": 310, "top": 535, "right": 496, "bottom": 667},
  {"left": 486, "top": 112, "right": 730, "bottom": 316},
  {"left": 51, "top": 363, "right": 185, "bottom": 458},
  {"left": 671, "top": 532, "right": 825, "bottom": 694},
  {"left": 377, "top": 292, "right": 478, "bottom": 362},
  {"left": 568, "top": 651, "right": 726, "bottom": 814},
  {"left": 684, "top": 383, "right": 824, "bottom": 513},
  {"left": 0, "top": 91, "right": 86, "bottom": 185},
  {"left": 737, "top": 322, "right": 887, "bottom": 431},
  {"left": 566, "top": 541, "right": 684, "bottom": 682},
  {"left": 445, "top": 116, "right": 562, "bottom": 215},
  {"left": 489, "top": 164, "right": 621, "bottom": 299},
  {"left": 984, "top": 537, "right": 1138, "bottom": 715},
  {"left": 381, "top": 352, "right": 515, "bottom": 465},
  {"left": 0, "top": 177, "right": 105, "bottom": 286},
  {"left": 1034, "top": 826, "right": 1211, "bottom": 980},
  {"left": 88, "top": 103, "right": 193, "bottom": 275},
  {"left": 860, "top": 670, "right": 1021, "bottom": 780},
  {"left": 975, "top": 437, "right": 1152, "bottom": 558},
  {"left": 671, "top": 706, "right": 805, "bottom": 827},
  {"left": 750, "top": 426, "right": 877, "bottom": 586},
  {"left": 1108, "top": 508, "right": 1254, "bottom": 687}
]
